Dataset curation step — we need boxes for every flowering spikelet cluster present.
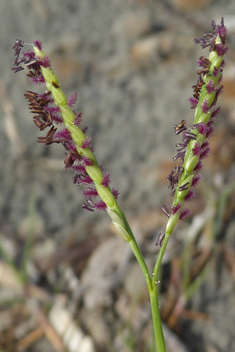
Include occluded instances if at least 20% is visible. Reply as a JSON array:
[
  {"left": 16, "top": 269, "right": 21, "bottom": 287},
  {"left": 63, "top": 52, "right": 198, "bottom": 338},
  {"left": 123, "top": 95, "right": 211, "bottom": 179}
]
[
  {"left": 12, "top": 39, "right": 120, "bottom": 212},
  {"left": 157, "top": 18, "right": 228, "bottom": 245},
  {"left": 12, "top": 39, "right": 134, "bottom": 242}
]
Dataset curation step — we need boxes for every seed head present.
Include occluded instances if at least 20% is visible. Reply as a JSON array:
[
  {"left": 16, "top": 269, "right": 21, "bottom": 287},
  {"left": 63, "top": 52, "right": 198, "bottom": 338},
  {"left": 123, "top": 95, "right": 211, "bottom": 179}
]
[
  {"left": 12, "top": 39, "right": 119, "bottom": 212},
  {"left": 162, "top": 18, "right": 228, "bottom": 237}
]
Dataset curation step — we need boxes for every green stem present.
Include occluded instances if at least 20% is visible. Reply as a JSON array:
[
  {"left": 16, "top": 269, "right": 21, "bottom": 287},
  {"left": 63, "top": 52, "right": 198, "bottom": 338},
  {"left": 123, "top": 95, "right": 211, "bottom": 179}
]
[
  {"left": 112, "top": 209, "right": 166, "bottom": 351},
  {"left": 152, "top": 232, "right": 171, "bottom": 285},
  {"left": 123, "top": 215, "right": 166, "bottom": 351},
  {"left": 149, "top": 285, "right": 166, "bottom": 352},
  {"left": 128, "top": 236, "right": 152, "bottom": 291},
  {"left": 129, "top": 234, "right": 166, "bottom": 351}
]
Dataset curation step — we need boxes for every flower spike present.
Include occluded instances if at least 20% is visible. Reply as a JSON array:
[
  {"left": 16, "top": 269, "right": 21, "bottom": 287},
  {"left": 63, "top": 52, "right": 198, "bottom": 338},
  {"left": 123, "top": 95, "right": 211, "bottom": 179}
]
[
  {"left": 163, "top": 18, "right": 228, "bottom": 237},
  {"left": 12, "top": 39, "right": 134, "bottom": 243}
]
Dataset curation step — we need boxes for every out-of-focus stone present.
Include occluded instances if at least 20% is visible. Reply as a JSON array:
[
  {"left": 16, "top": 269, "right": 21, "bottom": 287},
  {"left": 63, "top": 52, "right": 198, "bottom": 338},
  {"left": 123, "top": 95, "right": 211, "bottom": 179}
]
[
  {"left": 18, "top": 214, "right": 45, "bottom": 240},
  {"left": 222, "top": 64, "right": 235, "bottom": 108},
  {"left": 130, "top": 31, "right": 175, "bottom": 67},
  {"left": 32, "top": 239, "right": 57, "bottom": 271},
  {"left": 115, "top": 292, "right": 150, "bottom": 331},
  {"left": 81, "top": 237, "right": 131, "bottom": 311},
  {"left": 114, "top": 11, "right": 151, "bottom": 39},
  {"left": 0, "top": 310, "right": 14, "bottom": 331},
  {"left": 130, "top": 35, "right": 160, "bottom": 65},
  {"left": 209, "top": 128, "right": 235, "bottom": 170},
  {"left": 26, "top": 260, "right": 40, "bottom": 283},
  {"left": 0, "top": 261, "right": 23, "bottom": 293},
  {"left": 124, "top": 262, "right": 148, "bottom": 301},
  {"left": 171, "top": 0, "right": 213, "bottom": 10},
  {"left": 85, "top": 313, "right": 110, "bottom": 347},
  {"left": 228, "top": 107, "right": 235, "bottom": 127},
  {"left": 158, "top": 33, "right": 174, "bottom": 57},
  {"left": 0, "top": 235, "right": 17, "bottom": 261},
  {"left": 163, "top": 324, "right": 189, "bottom": 352}
]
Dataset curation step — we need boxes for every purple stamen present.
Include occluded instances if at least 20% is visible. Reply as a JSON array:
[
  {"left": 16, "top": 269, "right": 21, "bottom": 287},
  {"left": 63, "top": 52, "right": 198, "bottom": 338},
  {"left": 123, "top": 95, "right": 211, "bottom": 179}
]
[
  {"left": 171, "top": 203, "right": 181, "bottom": 214},
  {"left": 161, "top": 205, "right": 171, "bottom": 218},
  {"left": 200, "top": 146, "right": 210, "bottom": 159},
  {"left": 73, "top": 112, "right": 82, "bottom": 126},
  {"left": 82, "top": 156, "right": 92, "bottom": 166},
  {"left": 192, "top": 142, "right": 201, "bottom": 156},
  {"left": 185, "top": 190, "right": 195, "bottom": 201},
  {"left": 178, "top": 183, "right": 189, "bottom": 192},
  {"left": 155, "top": 233, "right": 165, "bottom": 247},
  {"left": 183, "top": 131, "right": 197, "bottom": 141},
  {"left": 192, "top": 174, "right": 202, "bottom": 187},
  {"left": 93, "top": 200, "right": 107, "bottom": 211},
  {"left": 82, "top": 188, "right": 99, "bottom": 197},
  {"left": 179, "top": 209, "right": 191, "bottom": 220},
  {"left": 194, "top": 160, "right": 202, "bottom": 171},
  {"left": 201, "top": 99, "right": 210, "bottom": 114},
  {"left": 206, "top": 80, "right": 214, "bottom": 94},
  {"left": 112, "top": 188, "right": 119, "bottom": 199},
  {"left": 191, "top": 122, "right": 207, "bottom": 135},
  {"left": 33, "top": 40, "right": 43, "bottom": 50},
  {"left": 67, "top": 92, "right": 77, "bottom": 108},
  {"left": 101, "top": 173, "right": 111, "bottom": 188},
  {"left": 189, "top": 97, "right": 199, "bottom": 109},
  {"left": 173, "top": 151, "right": 185, "bottom": 161},
  {"left": 81, "top": 137, "right": 92, "bottom": 149}
]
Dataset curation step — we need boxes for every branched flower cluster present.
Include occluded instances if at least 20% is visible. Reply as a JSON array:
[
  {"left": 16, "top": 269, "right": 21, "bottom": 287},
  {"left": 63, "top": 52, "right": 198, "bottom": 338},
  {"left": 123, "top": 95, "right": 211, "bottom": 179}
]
[
  {"left": 157, "top": 18, "right": 228, "bottom": 245},
  {"left": 11, "top": 19, "right": 229, "bottom": 352}
]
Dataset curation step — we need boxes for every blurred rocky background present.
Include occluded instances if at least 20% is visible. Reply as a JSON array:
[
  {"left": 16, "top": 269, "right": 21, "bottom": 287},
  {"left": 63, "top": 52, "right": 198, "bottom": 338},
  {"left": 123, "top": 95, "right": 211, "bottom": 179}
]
[{"left": 0, "top": 0, "right": 235, "bottom": 351}]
